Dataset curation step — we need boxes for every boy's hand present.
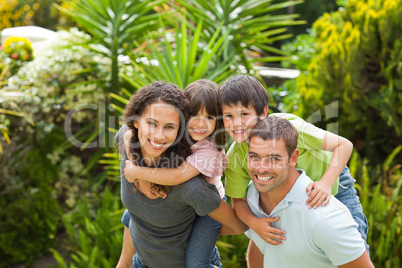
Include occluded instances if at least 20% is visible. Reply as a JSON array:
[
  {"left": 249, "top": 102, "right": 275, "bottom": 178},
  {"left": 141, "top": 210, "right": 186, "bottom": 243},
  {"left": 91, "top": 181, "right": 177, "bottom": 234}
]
[
  {"left": 124, "top": 160, "right": 139, "bottom": 183},
  {"left": 306, "top": 180, "right": 332, "bottom": 208},
  {"left": 252, "top": 217, "right": 286, "bottom": 245},
  {"left": 134, "top": 179, "right": 167, "bottom": 199}
]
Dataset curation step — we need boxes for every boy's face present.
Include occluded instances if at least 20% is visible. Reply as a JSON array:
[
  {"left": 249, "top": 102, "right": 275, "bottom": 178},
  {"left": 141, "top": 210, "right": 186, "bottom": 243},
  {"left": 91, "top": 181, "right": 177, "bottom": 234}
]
[{"left": 222, "top": 103, "right": 267, "bottom": 143}]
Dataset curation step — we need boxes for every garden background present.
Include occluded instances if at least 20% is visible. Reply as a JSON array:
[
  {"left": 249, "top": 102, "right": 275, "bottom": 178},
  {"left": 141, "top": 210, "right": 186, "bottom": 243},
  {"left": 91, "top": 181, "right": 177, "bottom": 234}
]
[{"left": 0, "top": 0, "right": 400, "bottom": 267}]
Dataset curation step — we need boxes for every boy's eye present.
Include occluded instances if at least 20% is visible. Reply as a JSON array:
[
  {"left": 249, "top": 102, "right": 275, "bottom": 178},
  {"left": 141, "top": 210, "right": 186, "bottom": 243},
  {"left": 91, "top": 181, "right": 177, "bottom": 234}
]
[{"left": 223, "top": 114, "right": 232, "bottom": 119}]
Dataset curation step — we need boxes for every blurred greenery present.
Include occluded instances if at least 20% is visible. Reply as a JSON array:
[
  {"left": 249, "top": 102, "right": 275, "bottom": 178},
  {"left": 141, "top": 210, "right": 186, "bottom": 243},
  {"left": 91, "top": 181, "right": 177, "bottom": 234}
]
[{"left": 0, "top": 0, "right": 401, "bottom": 267}]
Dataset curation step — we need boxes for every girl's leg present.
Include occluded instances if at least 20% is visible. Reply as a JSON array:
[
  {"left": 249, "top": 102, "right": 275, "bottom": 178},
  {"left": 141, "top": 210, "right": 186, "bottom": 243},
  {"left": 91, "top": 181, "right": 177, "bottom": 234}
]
[
  {"left": 335, "top": 166, "right": 369, "bottom": 252},
  {"left": 186, "top": 214, "right": 222, "bottom": 268}
]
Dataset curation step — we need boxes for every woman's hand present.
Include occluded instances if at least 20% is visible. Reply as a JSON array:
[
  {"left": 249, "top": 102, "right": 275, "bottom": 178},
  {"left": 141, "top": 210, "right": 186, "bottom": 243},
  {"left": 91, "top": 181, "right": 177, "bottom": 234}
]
[{"left": 306, "top": 180, "right": 332, "bottom": 208}]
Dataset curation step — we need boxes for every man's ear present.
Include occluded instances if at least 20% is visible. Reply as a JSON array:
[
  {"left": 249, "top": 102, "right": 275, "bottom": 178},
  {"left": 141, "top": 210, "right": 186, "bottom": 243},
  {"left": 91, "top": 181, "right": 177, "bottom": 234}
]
[
  {"left": 289, "top": 149, "right": 299, "bottom": 167},
  {"left": 260, "top": 106, "right": 269, "bottom": 119}
]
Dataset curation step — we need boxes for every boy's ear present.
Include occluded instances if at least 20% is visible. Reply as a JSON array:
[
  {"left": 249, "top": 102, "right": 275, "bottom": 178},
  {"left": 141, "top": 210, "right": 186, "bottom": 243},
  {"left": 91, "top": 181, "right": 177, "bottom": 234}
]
[{"left": 260, "top": 106, "right": 269, "bottom": 119}]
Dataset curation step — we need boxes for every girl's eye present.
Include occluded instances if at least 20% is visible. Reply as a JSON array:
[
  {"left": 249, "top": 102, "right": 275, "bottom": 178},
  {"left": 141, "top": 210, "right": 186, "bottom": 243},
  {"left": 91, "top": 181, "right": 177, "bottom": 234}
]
[
  {"left": 191, "top": 114, "right": 198, "bottom": 118},
  {"left": 207, "top": 115, "right": 215, "bottom": 120}
]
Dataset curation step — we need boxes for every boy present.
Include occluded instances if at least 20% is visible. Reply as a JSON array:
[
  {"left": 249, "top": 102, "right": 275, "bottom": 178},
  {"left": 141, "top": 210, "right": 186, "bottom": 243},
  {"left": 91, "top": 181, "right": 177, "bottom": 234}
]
[{"left": 219, "top": 75, "right": 369, "bottom": 261}]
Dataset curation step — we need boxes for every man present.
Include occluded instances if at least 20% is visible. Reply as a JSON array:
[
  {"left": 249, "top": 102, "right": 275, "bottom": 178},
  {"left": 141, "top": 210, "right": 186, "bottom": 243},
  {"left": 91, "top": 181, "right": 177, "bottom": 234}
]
[{"left": 245, "top": 116, "right": 373, "bottom": 267}]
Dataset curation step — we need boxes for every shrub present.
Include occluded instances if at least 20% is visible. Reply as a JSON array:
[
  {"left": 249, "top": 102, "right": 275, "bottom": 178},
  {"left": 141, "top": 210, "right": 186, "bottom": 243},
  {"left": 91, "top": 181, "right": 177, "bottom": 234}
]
[
  {"left": 0, "top": 138, "right": 61, "bottom": 266},
  {"left": 349, "top": 147, "right": 402, "bottom": 267},
  {"left": 292, "top": 0, "right": 402, "bottom": 164}
]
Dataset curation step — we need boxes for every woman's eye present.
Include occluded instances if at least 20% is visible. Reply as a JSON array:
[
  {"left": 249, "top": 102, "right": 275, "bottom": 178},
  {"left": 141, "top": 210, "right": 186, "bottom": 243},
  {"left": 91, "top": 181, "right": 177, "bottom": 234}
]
[
  {"left": 165, "top": 125, "right": 175, "bottom": 130},
  {"left": 147, "top": 121, "right": 156, "bottom": 126}
]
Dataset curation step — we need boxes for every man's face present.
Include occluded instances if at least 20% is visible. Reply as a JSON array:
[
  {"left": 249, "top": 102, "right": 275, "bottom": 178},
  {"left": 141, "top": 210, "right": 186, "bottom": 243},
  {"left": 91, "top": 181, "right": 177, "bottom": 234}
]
[
  {"left": 222, "top": 103, "right": 266, "bottom": 144},
  {"left": 247, "top": 136, "right": 294, "bottom": 194}
]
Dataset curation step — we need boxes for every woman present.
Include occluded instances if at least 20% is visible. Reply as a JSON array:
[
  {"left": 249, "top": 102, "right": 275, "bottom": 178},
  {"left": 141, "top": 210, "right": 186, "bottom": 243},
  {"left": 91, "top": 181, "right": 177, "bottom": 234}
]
[{"left": 115, "top": 81, "right": 247, "bottom": 268}]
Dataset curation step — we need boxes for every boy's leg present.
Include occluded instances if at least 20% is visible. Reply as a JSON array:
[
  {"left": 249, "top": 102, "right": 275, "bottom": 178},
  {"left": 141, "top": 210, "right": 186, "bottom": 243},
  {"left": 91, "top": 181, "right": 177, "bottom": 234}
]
[
  {"left": 335, "top": 166, "right": 369, "bottom": 252},
  {"left": 186, "top": 214, "right": 222, "bottom": 268}
]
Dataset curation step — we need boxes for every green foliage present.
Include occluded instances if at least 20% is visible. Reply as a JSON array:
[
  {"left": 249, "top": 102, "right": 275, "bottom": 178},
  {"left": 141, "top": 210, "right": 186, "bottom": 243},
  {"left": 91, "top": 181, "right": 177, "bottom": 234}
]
[
  {"left": 52, "top": 187, "right": 125, "bottom": 268},
  {"left": 175, "top": 0, "right": 306, "bottom": 71},
  {"left": 0, "top": 140, "right": 61, "bottom": 267},
  {"left": 217, "top": 234, "right": 249, "bottom": 267},
  {"left": 0, "top": 0, "right": 74, "bottom": 30},
  {"left": 292, "top": 0, "right": 402, "bottom": 164},
  {"left": 349, "top": 147, "right": 402, "bottom": 267}
]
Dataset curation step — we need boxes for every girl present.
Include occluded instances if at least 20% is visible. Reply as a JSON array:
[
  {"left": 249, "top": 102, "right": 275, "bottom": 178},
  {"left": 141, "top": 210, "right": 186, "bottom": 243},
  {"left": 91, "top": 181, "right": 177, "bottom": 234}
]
[
  {"left": 123, "top": 80, "right": 229, "bottom": 268},
  {"left": 116, "top": 81, "right": 246, "bottom": 268}
]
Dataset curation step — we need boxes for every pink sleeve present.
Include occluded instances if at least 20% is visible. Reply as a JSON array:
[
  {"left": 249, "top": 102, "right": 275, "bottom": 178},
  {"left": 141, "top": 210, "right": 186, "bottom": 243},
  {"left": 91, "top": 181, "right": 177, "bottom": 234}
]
[{"left": 186, "top": 144, "right": 227, "bottom": 178}]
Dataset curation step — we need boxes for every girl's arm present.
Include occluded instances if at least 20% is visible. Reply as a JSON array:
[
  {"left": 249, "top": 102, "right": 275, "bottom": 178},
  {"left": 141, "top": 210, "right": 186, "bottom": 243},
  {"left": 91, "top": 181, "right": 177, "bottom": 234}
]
[
  {"left": 124, "top": 160, "right": 200, "bottom": 186},
  {"left": 209, "top": 199, "right": 248, "bottom": 235},
  {"left": 232, "top": 197, "right": 286, "bottom": 245},
  {"left": 305, "top": 131, "right": 353, "bottom": 208}
]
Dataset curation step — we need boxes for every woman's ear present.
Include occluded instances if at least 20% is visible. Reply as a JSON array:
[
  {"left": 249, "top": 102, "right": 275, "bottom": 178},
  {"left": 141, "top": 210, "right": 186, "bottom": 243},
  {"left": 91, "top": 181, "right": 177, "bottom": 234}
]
[{"left": 133, "top": 120, "right": 139, "bottom": 129}]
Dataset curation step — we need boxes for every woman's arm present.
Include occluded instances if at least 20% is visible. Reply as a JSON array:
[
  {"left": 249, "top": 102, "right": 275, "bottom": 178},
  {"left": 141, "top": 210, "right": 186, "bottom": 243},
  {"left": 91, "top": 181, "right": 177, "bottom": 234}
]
[
  {"left": 116, "top": 226, "right": 136, "bottom": 268},
  {"left": 208, "top": 199, "right": 248, "bottom": 235},
  {"left": 124, "top": 160, "right": 200, "bottom": 186},
  {"left": 305, "top": 131, "right": 353, "bottom": 208}
]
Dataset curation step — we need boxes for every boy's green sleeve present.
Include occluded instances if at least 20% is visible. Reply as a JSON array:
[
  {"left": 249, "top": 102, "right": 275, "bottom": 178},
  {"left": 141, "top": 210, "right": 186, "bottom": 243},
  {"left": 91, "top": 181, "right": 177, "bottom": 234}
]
[{"left": 225, "top": 142, "right": 251, "bottom": 198}]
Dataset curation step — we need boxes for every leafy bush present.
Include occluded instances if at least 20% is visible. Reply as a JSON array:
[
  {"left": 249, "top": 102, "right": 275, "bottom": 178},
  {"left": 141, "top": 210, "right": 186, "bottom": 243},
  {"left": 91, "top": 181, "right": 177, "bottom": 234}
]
[
  {"left": 350, "top": 147, "right": 402, "bottom": 267},
  {"left": 291, "top": 0, "right": 402, "bottom": 164},
  {"left": 0, "top": 138, "right": 61, "bottom": 267},
  {"left": 52, "top": 187, "right": 125, "bottom": 268}
]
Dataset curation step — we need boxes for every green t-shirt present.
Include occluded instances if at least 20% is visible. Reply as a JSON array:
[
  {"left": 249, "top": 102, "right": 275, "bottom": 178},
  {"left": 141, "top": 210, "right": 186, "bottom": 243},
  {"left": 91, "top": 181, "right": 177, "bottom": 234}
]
[{"left": 225, "top": 113, "right": 339, "bottom": 198}]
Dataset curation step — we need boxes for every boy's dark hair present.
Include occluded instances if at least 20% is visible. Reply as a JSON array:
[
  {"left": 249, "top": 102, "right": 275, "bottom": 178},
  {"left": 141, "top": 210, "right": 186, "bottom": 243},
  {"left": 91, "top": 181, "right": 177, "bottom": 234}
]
[
  {"left": 249, "top": 116, "right": 298, "bottom": 158},
  {"left": 184, "top": 79, "right": 227, "bottom": 151},
  {"left": 219, "top": 74, "right": 269, "bottom": 115}
]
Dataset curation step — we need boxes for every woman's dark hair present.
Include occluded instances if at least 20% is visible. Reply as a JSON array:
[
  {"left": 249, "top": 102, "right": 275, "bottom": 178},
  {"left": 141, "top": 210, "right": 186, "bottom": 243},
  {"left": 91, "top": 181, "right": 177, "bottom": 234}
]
[
  {"left": 184, "top": 79, "right": 227, "bottom": 151},
  {"left": 123, "top": 81, "right": 192, "bottom": 193}
]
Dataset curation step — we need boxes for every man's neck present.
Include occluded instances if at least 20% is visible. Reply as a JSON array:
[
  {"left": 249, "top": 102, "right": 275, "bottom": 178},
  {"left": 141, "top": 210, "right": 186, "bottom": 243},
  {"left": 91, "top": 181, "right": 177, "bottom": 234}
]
[{"left": 259, "top": 168, "right": 301, "bottom": 215}]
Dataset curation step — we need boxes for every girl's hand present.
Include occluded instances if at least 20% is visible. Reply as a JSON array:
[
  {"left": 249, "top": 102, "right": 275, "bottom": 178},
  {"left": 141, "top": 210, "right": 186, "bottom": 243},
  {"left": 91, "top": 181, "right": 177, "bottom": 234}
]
[
  {"left": 124, "top": 160, "right": 138, "bottom": 183},
  {"left": 305, "top": 180, "right": 332, "bottom": 208},
  {"left": 134, "top": 179, "right": 167, "bottom": 199},
  {"left": 252, "top": 217, "right": 286, "bottom": 245}
]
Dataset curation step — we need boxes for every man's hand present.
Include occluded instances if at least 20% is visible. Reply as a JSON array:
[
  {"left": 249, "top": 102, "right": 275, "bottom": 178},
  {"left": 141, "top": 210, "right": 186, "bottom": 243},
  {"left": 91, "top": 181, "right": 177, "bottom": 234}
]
[
  {"left": 252, "top": 217, "right": 286, "bottom": 245},
  {"left": 306, "top": 180, "right": 332, "bottom": 209}
]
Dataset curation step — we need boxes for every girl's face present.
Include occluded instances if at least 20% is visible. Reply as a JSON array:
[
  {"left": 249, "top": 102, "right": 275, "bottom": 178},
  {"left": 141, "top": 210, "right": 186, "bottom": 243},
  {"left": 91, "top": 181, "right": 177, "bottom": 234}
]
[
  {"left": 188, "top": 107, "right": 216, "bottom": 142},
  {"left": 133, "top": 101, "right": 181, "bottom": 162}
]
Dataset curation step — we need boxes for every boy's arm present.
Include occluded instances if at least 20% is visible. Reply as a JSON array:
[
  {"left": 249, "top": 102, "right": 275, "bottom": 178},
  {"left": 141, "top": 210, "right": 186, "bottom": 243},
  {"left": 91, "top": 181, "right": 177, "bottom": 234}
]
[
  {"left": 306, "top": 131, "right": 353, "bottom": 208},
  {"left": 124, "top": 160, "right": 200, "bottom": 186},
  {"left": 208, "top": 199, "right": 248, "bottom": 235},
  {"left": 232, "top": 197, "right": 286, "bottom": 245}
]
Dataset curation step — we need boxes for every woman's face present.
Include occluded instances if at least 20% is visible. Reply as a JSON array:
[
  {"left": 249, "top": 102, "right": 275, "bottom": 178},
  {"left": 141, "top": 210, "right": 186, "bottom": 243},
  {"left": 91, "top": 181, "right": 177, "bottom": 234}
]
[{"left": 133, "top": 101, "right": 181, "bottom": 163}]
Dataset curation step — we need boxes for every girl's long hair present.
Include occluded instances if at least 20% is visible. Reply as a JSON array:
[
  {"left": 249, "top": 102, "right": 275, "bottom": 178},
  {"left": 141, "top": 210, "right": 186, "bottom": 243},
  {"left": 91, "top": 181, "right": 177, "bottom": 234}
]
[
  {"left": 123, "top": 81, "right": 192, "bottom": 193},
  {"left": 184, "top": 79, "right": 227, "bottom": 151}
]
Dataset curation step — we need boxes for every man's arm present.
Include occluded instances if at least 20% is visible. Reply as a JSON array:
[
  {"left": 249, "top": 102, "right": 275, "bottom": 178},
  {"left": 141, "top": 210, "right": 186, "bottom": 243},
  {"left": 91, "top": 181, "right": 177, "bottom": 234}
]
[
  {"left": 338, "top": 251, "right": 373, "bottom": 268},
  {"left": 247, "top": 240, "right": 264, "bottom": 268},
  {"left": 116, "top": 226, "right": 135, "bottom": 268},
  {"left": 232, "top": 197, "right": 286, "bottom": 244}
]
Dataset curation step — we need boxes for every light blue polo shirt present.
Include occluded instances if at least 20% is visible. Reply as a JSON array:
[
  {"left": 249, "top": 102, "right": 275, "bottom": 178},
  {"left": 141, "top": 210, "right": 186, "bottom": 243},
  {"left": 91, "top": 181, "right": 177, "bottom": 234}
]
[{"left": 246, "top": 170, "right": 365, "bottom": 267}]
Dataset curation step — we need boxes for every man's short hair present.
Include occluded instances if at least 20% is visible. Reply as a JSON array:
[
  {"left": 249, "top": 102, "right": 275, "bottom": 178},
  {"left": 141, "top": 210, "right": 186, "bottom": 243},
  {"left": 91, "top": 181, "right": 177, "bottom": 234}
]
[
  {"left": 249, "top": 117, "right": 298, "bottom": 158},
  {"left": 219, "top": 75, "right": 268, "bottom": 115}
]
